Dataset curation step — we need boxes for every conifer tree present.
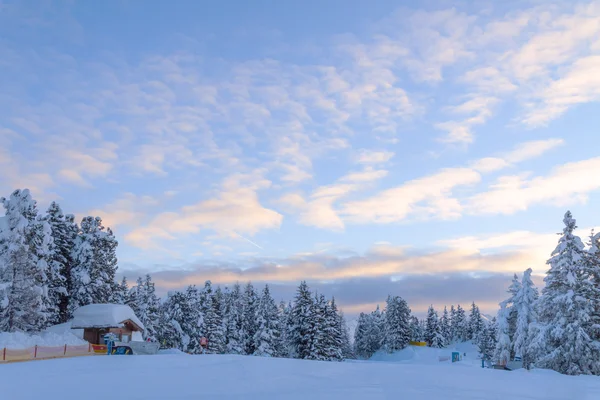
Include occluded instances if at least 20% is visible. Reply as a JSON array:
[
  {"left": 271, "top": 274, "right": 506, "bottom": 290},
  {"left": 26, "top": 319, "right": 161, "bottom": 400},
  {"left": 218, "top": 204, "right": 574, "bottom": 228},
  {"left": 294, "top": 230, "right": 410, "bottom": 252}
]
[
  {"left": 453, "top": 305, "right": 468, "bottom": 342},
  {"left": 530, "top": 212, "right": 600, "bottom": 375},
  {"left": 468, "top": 302, "right": 484, "bottom": 341},
  {"left": 253, "top": 285, "right": 281, "bottom": 357},
  {"left": 425, "top": 306, "right": 444, "bottom": 348},
  {"left": 289, "top": 281, "right": 314, "bottom": 359},
  {"left": 242, "top": 282, "right": 258, "bottom": 355},
  {"left": 494, "top": 301, "right": 511, "bottom": 365},
  {"left": 440, "top": 306, "right": 451, "bottom": 346},
  {"left": 383, "top": 296, "right": 411, "bottom": 352},
  {"left": 44, "top": 201, "right": 71, "bottom": 324},
  {"left": 0, "top": 189, "right": 51, "bottom": 332},
  {"left": 513, "top": 268, "right": 538, "bottom": 369},
  {"left": 224, "top": 283, "right": 245, "bottom": 354}
]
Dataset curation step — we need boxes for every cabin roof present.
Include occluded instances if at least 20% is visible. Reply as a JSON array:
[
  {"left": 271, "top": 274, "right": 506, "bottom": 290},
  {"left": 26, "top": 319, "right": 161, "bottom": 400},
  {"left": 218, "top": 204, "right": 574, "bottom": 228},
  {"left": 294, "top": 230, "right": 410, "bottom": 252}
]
[{"left": 71, "top": 304, "right": 145, "bottom": 331}]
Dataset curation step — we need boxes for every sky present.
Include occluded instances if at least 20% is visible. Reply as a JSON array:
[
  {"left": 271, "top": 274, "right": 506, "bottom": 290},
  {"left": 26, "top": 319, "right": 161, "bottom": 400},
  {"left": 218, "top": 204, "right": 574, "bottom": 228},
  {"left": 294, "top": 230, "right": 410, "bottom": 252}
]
[{"left": 1, "top": 0, "right": 600, "bottom": 316}]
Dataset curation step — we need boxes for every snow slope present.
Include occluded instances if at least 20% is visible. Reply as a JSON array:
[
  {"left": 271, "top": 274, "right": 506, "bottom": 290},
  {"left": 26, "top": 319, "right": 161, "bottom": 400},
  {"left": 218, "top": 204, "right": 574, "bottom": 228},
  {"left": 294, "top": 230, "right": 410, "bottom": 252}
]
[{"left": 1, "top": 353, "right": 598, "bottom": 399}]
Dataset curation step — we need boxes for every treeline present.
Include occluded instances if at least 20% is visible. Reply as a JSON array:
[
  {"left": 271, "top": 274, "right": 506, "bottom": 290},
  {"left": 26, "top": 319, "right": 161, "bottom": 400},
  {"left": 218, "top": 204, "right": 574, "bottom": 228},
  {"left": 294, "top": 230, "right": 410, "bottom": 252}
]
[
  {"left": 353, "top": 298, "right": 491, "bottom": 359},
  {"left": 0, "top": 189, "right": 119, "bottom": 331},
  {"left": 134, "top": 280, "right": 354, "bottom": 360},
  {"left": 493, "top": 212, "right": 600, "bottom": 376}
]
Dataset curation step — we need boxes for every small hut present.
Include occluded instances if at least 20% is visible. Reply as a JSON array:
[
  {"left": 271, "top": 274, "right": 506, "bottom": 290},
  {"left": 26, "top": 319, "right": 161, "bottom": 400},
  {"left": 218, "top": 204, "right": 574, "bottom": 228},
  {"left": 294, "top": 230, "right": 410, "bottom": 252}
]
[{"left": 71, "top": 304, "right": 145, "bottom": 345}]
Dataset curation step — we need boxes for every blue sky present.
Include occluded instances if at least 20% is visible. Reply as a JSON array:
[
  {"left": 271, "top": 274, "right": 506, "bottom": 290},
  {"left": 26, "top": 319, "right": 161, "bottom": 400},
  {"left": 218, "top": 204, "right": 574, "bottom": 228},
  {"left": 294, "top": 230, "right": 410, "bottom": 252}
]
[{"left": 1, "top": 0, "right": 600, "bottom": 315}]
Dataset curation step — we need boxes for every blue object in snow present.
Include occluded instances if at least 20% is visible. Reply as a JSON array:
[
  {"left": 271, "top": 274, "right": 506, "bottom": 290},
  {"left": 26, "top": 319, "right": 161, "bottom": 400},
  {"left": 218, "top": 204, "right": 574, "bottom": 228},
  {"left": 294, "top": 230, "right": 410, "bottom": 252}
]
[{"left": 452, "top": 352, "right": 460, "bottom": 362}]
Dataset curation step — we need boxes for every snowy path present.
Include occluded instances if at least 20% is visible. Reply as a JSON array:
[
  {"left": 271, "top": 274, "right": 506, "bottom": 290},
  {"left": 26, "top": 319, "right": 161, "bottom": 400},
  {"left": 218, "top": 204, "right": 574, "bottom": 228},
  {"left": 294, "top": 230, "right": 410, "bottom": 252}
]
[{"left": 1, "top": 354, "right": 599, "bottom": 399}]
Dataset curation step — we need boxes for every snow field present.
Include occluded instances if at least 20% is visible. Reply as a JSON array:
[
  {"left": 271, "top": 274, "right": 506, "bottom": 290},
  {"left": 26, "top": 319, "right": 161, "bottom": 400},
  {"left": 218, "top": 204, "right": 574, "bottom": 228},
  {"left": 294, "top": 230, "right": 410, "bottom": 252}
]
[{"left": 1, "top": 353, "right": 598, "bottom": 400}]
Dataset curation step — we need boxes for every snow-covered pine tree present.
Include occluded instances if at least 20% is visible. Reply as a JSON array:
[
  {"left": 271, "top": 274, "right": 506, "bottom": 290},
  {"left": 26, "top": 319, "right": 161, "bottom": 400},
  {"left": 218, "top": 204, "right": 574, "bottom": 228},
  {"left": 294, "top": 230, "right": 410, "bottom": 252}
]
[
  {"left": 409, "top": 315, "right": 423, "bottom": 342},
  {"left": 425, "top": 306, "right": 444, "bottom": 348},
  {"left": 253, "top": 285, "right": 281, "bottom": 357},
  {"left": 585, "top": 231, "right": 600, "bottom": 343},
  {"left": 338, "top": 309, "right": 354, "bottom": 359},
  {"left": 366, "top": 305, "right": 384, "bottom": 355},
  {"left": 530, "top": 212, "right": 600, "bottom": 375},
  {"left": 224, "top": 283, "right": 245, "bottom": 355},
  {"left": 477, "top": 318, "right": 497, "bottom": 361},
  {"left": 130, "top": 274, "right": 161, "bottom": 341},
  {"left": 157, "top": 290, "right": 190, "bottom": 351},
  {"left": 353, "top": 312, "right": 371, "bottom": 359},
  {"left": 242, "top": 282, "right": 258, "bottom": 355},
  {"left": 449, "top": 305, "right": 457, "bottom": 342},
  {"left": 323, "top": 297, "right": 343, "bottom": 361},
  {"left": 383, "top": 296, "right": 411, "bottom": 352},
  {"left": 454, "top": 304, "right": 468, "bottom": 342},
  {"left": 289, "top": 281, "right": 314, "bottom": 359},
  {"left": 183, "top": 285, "right": 203, "bottom": 354},
  {"left": 512, "top": 268, "right": 538, "bottom": 369},
  {"left": 0, "top": 189, "right": 51, "bottom": 332},
  {"left": 70, "top": 216, "right": 118, "bottom": 312},
  {"left": 276, "top": 300, "right": 289, "bottom": 357},
  {"left": 113, "top": 276, "right": 129, "bottom": 304},
  {"left": 307, "top": 293, "right": 327, "bottom": 360},
  {"left": 44, "top": 201, "right": 71, "bottom": 325},
  {"left": 507, "top": 273, "right": 521, "bottom": 358},
  {"left": 468, "top": 302, "right": 485, "bottom": 341},
  {"left": 494, "top": 301, "right": 511, "bottom": 365},
  {"left": 201, "top": 284, "right": 225, "bottom": 354},
  {"left": 441, "top": 306, "right": 451, "bottom": 346}
]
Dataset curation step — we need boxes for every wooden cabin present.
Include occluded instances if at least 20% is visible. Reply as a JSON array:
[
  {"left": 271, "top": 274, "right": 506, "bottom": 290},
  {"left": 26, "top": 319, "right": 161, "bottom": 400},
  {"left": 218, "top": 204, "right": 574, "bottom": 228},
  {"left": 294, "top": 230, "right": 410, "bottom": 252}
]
[{"left": 71, "top": 304, "right": 145, "bottom": 345}]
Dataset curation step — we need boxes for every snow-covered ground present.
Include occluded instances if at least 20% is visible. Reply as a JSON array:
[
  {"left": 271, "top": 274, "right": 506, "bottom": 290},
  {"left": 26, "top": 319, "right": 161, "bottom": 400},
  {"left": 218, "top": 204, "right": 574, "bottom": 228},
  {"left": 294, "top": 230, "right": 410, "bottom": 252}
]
[
  {"left": 1, "top": 351, "right": 598, "bottom": 399},
  {"left": 0, "top": 330, "right": 86, "bottom": 349}
]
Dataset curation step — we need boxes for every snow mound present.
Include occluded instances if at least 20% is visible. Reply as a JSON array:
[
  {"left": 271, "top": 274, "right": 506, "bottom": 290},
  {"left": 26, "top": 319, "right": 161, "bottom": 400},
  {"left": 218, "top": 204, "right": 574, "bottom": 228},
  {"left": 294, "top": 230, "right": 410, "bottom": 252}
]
[
  {"left": 158, "top": 348, "right": 188, "bottom": 355},
  {"left": 370, "top": 342, "right": 481, "bottom": 366},
  {"left": 71, "top": 304, "right": 144, "bottom": 331},
  {"left": 44, "top": 321, "right": 84, "bottom": 339},
  {"left": 0, "top": 331, "right": 87, "bottom": 349}
]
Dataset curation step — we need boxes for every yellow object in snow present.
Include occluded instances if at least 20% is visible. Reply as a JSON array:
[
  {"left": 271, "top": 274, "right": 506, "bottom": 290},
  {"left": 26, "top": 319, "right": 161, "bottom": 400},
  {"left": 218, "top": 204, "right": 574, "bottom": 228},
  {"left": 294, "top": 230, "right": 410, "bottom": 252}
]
[{"left": 409, "top": 341, "right": 427, "bottom": 347}]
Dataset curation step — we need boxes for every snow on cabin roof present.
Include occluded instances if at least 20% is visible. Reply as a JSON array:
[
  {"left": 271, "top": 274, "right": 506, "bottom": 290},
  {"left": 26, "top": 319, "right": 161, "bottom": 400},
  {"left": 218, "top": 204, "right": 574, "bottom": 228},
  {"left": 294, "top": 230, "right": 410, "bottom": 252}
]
[{"left": 71, "top": 304, "right": 145, "bottom": 331}]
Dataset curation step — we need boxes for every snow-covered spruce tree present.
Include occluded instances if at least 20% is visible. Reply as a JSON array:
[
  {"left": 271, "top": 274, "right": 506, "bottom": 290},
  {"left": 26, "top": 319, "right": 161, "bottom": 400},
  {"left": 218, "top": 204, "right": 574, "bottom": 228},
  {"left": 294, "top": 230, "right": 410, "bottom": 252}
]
[
  {"left": 530, "top": 212, "right": 600, "bottom": 375},
  {"left": 201, "top": 284, "right": 225, "bottom": 354},
  {"left": 253, "top": 285, "right": 281, "bottom": 357},
  {"left": 338, "top": 309, "right": 354, "bottom": 359},
  {"left": 477, "top": 317, "right": 497, "bottom": 361},
  {"left": 366, "top": 305, "right": 384, "bottom": 355},
  {"left": 224, "top": 283, "right": 245, "bottom": 355},
  {"left": 383, "top": 296, "right": 411, "bottom": 352},
  {"left": 183, "top": 285, "right": 203, "bottom": 354},
  {"left": 70, "top": 217, "right": 118, "bottom": 312},
  {"left": 453, "top": 304, "right": 468, "bottom": 342},
  {"left": 307, "top": 293, "right": 328, "bottom": 360},
  {"left": 113, "top": 276, "right": 129, "bottom": 304},
  {"left": 468, "top": 302, "right": 485, "bottom": 342},
  {"left": 449, "top": 305, "right": 457, "bottom": 341},
  {"left": 43, "top": 201, "right": 71, "bottom": 325},
  {"left": 425, "top": 306, "right": 445, "bottom": 348},
  {"left": 440, "top": 306, "right": 451, "bottom": 346},
  {"left": 129, "top": 274, "right": 161, "bottom": 341},
  {"left": 0, "top": 189, "right": 51, "bottom": 332},
  {"left": 323, "top": 297, "right": 344, "bottom": 361},
  {"left": 409, "top": 315, "right": 424, "bottom": 342},
  {"left": 506, "top": 273, "right": 521, "bottom": 359},
  {"left": 494, "top": 301, "right": 511, "bottom": 365},
  {"left": 157, "top": 290, "right": 190, "bottom": 351},
  {"left": 585, "top": 231, "right": 600, "bottom": 343},
  {"left": 242, "top": 282, "right": 259, "bottom": 355},
  {"left": 353, "top": 312, "right": 371, "bottom": 359},
  {"left": 277, "top": 300, "right": 292, "bottom": 358},
  {"left": 289, "top": 281, "right": 314, "bottom": 359},
  {"left": 512, "top": 268, "right": 538, "bottom": 369}
]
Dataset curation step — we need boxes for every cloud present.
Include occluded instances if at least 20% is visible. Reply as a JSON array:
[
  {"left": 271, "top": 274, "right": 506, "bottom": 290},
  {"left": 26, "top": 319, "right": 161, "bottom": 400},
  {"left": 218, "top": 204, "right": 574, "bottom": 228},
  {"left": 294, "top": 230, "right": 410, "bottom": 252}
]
[
  {"left": 341, "top": 168, "right": 481, "bottom": 223},
  {"left": 125, "top": 172, "right": 283, "bottom": 249},
  {"left": 523, "top": 55, "right": 600, "bottom": 126},
  {"left": 468, "top": 157, "right": 600, "bottom": 215},
  {"left": 355, "top": 150, "right": 395, "bottom": 164}
]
